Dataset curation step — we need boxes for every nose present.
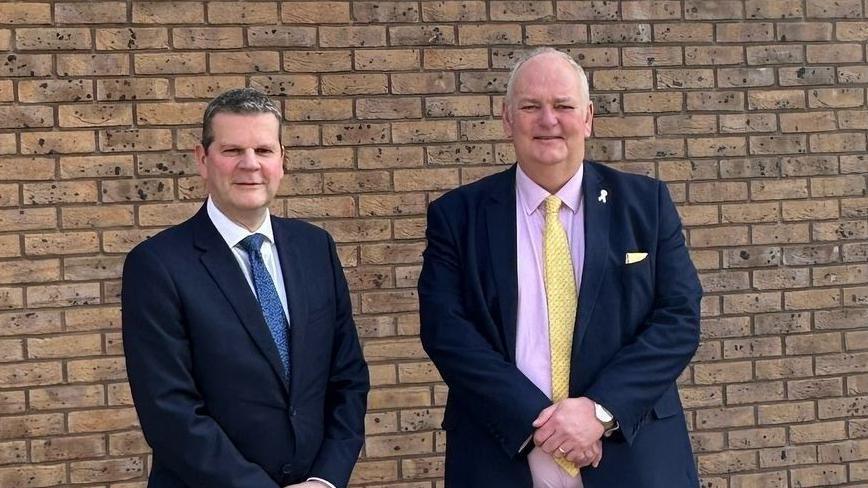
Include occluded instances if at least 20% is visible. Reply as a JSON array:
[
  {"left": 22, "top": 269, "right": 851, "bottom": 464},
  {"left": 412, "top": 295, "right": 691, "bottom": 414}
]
[
  {"left": 538, "top": 106, "right": 558, "bottom": 127},
  {"left": 238, "top": 148, "right": 259, "bottom": 169}
]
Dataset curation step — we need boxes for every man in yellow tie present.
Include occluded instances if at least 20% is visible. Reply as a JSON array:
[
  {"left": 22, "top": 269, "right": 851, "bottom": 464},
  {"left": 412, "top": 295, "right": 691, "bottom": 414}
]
[{"left": 418, "top": 48, "right": 703, "bottom": 487}]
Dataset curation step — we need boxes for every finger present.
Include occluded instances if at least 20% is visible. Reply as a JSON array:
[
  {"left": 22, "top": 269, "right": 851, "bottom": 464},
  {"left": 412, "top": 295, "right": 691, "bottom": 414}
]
[
  {"left": 578, "top": 450, "right": 596, "bottom": 468},
  {"left": 532, "top": 404, "right": 557, "bottom": 428},
  {"left": 533, "top": 423, "right": 554, "bottom": 446},
  {"left": 540, "top": 431, "right": 565, "bottom": 454}
]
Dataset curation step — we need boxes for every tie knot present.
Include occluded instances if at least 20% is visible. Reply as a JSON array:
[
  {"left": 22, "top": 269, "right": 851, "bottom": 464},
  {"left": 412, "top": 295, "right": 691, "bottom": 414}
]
[
  {"left": 545, "top": 195, "right": 562, "bottom": 216},
  {"left": 239, "top": 233, "right": 266, "bottom": 254}
]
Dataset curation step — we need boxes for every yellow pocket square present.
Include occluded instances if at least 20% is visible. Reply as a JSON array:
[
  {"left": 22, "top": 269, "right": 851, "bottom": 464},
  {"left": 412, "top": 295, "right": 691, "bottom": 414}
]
[{"left": 625, "top": 252, "right": 648, "bottom": 264}]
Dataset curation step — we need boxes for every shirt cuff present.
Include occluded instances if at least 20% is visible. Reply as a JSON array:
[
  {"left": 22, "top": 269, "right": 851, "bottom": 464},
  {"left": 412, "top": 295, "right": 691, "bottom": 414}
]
[
  {"left": 518, "top": 434, "right": 533, "bottom": 454},
  {"left": 307, "top": 477, "right": 336, "bottom": 488}
]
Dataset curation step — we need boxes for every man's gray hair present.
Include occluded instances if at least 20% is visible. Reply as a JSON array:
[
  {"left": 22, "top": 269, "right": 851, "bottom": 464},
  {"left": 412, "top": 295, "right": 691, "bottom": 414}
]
[
  {"left": 201, "top": 88, "right": 283, "bottom": 151},
  {"left": 504, "top": 47, "right": 590, "bottom": 108}
]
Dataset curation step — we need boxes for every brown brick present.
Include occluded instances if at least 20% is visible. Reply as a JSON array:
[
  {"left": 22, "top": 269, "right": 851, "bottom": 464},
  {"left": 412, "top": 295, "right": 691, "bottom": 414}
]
[
  {"left": 1, "top": 53, "right": 52, "bottom": 77},
  {"left": 97, "top": 78, "right": 170, "bottom": 101},
  {"left": 746, "top": 45, "right": 805, "bottom": 66},
  {"left": 728, "top": 426, "right": 786, "bottom": 448},
  {"left": 720, "top": 67, "right": 776, "bottom": 88},
  {"left": 322, "top": 74, "right": 388, "bottom": 96},
  {"left": 687, "top": 91, "right": 744, "bottom": 111},
  {"left": 812, "top": 87, "right": 865, "bottom": 108},
  {"left": 207, "top": 2, "right": 277, "bottom": 23},
  {"left": 0, "top": 106, "right": 53, "bottom": 129},
  {"left": 24, "top": 230, "right": 98, "bottom": 255},
  {"left": 791, "top": 421, "right": 847, "bottom": 444},
  {"left": 109, "top": 430, "right": 149, "bottom": 456},
  {"left": 458, "top": 24, "right": 521, "bottom": 45},
  {"left": 698, "top": 450, "right": 757, "bottom": 474},
  {"left": 0, "top": 465, "right": 65, "bottom": 487},
  {"left": 355, "top": 49, "right": 420, "bottom": 71},
  {"left": 70, "top": 457, "right": 143, "bottom": 483},
  {"left": 651, "top": 24, "right": 709, "bottom": 43},
  {"left": 779, "top": 66, "right": 836, "bottom": 86},
  {"left": 807, "top": 43, "right": 864, "bottom": 63},
  {"left": 210, "top": 51, "right": 279, "bottom": 74},
  {"left": 170, "top": 27, "right": 242, "bottom": 50},
  {"left": 807, "top": 0, "right": 863, "bottom": 17},
  {"left": 790, "top": 464, "right": 847, "bottom": 487},
  {"left": 31, "top": 434, "right": 106, "bottom": 462},
  {"left": 778, "top": 22, "right": 833, "bottom": 41},
  {"left": 394, "top": 168, "right": 459, "bottom": 191},
  {"left": 248, "top": 75, "right": 317, "bottom": 97},
  {"left": 748, "top": 90, "right": 805, "bottom": 111},
  {"left": 21, "top": 131, "right": 95, "bottom": 155},
  {"left": 58, "top": 104, "right": 132, "bottom": 128},
  {"left": 320, "top": 25, "right": 386, "bottom": 48},
  {"left": 423, "top": 48, "right": 488, "bottom": 70},
  {"left": 390, "top": 25, "right": 455, "bottom": 46},
  {"left": 525, "top": 23, "right": 588, "bottom": 45},
  {"left": 621, "top": 1, "right": 680, "bottom": 19},
  {"left": 95, "top": 27, "right": 168, "bottom": 50},
  {"left": 132, "top": 2, "right": 204, "bottom": 23},
  {"left": 593, "top": 69, "right": 653, "bottom": 90},
  {"left": 16, "top": 28, "right": 91, "bottom": 50},
  {"left": 281, "top": 2, "right": 350, "bottom": 23},
  {"left": 391, "top": 72, "right": 455, "bottom": 95},
  {"left": 421, "top": 1, "right": 486, "bottom": 21},
  {"left": 358, "top": 147, "right": 424, "bottom": 169},
  {"left": 0, "top": 3, "right": 51, "bottom": 24}
]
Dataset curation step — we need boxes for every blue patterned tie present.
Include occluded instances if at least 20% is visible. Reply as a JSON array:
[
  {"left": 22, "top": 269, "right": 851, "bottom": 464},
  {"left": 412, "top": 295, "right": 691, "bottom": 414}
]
[{"left": 239, "top": 233, "right": 290, "bottom": 379}]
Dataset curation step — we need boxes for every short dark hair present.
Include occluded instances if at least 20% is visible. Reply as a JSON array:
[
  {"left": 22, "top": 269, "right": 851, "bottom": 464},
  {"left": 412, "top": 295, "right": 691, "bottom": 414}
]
[{"left": 200, "top": 88, "right": 283, "bottom": 151}]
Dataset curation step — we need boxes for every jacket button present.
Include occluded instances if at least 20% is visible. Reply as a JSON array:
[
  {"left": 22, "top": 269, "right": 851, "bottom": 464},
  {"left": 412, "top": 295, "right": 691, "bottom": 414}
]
[{"left": 281, "top": 464, "right": 293, "bottom": 475}]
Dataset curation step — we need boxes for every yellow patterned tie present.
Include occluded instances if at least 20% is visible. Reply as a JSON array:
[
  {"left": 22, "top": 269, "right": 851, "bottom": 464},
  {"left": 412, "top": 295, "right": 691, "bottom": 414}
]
[{"left": 543, "top": 195, "right": 579, "bottom": 476}]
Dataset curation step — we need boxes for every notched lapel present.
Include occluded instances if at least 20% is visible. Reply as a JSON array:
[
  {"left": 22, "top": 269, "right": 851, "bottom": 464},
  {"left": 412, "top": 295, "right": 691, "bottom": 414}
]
[
  {"left": 574, "top": 163, "right": 611, "bottom": 360},
  {"left": 272, "top": 218, "right": 309, "bottom": 396},
  {"left": 193, "top": 209, "right": 290, "bottom": 391},
  {"left": 485, "top": 168, "right": 519, "bottom": 362}
]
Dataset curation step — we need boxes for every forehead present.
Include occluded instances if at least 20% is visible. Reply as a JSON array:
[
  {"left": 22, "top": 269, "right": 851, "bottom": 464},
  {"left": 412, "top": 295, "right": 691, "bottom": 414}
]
[
  {"left": 512, "top": 55, "right": 583, "bottom": 100},
  {"left": 209, "top": 112, "right": 281, "bottom": 142}
]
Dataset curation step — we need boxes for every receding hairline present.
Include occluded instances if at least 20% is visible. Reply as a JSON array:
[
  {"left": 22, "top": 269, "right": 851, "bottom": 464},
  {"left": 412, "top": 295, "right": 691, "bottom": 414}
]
[{"left": 504, "top": 48, "right": 590, "bottom": 108}]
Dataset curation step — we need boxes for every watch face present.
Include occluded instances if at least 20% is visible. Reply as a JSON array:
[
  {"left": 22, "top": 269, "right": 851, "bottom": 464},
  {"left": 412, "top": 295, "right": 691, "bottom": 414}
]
[{"left": 595, "top": 403, "right": 613, "bottom": 422}]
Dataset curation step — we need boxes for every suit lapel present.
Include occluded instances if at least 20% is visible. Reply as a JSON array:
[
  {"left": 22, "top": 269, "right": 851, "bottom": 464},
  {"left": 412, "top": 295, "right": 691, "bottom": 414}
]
[
  {"left": 573, "top": 162, "right": 611, "bottom": 361},
  {"left": 271, "top": 217, "right": 309, "bottom": 398},
  {"left": 485, "top": 167, "right": 519, "bottom": 362},
  {"left": 193, "top": 206, "right": 290, "bottom": 391}
]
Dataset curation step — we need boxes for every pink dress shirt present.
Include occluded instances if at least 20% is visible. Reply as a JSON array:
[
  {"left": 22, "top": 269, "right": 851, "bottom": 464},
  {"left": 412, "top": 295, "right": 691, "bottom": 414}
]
[{"left": 515, "top": 165, "right": 585, "bottom": 488}]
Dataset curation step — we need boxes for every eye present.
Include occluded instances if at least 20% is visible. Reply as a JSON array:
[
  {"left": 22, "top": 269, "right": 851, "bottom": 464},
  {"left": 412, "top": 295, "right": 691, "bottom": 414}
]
[
  {"left": 255, "top": 148, "right": 274, "bottom": 155},
  {"left": 520, "top": 104, "right": 538, "bottom": 111},
  {"left": 222, "top": 148, "right": 240, "bottom": 155},
  {"left": 556, "top": 104, "right": 575, "bottom": 110}
]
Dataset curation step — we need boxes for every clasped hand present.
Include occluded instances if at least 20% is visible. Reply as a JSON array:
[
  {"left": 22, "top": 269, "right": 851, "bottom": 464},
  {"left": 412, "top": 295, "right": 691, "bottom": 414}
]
[{"left": 532, "top": 397, "right": 604, "bottom": 468}]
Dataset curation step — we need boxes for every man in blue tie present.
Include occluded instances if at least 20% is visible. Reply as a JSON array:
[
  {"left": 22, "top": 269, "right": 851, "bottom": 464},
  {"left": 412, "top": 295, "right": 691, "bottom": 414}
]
[{"left": 122, "top": 88, "right": 369, "bottom": 488}]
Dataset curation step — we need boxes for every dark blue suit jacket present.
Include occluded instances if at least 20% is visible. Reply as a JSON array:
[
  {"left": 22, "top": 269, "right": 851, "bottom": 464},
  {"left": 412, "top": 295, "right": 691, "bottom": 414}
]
[
  {"left": 418, "top": 162, "right": 702, "bottom": 487},
  {"left": 122, "top": 206, "right": 369, "bottom": 488}
]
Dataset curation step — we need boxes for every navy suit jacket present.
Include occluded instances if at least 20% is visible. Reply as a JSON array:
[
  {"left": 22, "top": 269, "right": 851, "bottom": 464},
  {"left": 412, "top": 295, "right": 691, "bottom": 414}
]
[
  {"left": 418, "top": 162, "right": 702, "bottom": 487},
  {"left": 122, "top": 206, "right": 369, "bottom": 488}
]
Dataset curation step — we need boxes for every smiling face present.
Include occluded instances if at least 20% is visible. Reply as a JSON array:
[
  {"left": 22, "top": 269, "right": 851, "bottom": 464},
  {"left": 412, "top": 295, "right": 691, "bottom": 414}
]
[
  {"left": 503, "top": 53, "right": 593, "bottom": 191},
  {"left": 195, "top": 112, "right": 284, "bottom": 231}
]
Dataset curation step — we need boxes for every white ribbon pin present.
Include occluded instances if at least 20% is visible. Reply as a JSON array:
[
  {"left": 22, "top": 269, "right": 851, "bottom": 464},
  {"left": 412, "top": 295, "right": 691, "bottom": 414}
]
[{"left": 598, "top": 189, "right": 608, "bottom": 203}]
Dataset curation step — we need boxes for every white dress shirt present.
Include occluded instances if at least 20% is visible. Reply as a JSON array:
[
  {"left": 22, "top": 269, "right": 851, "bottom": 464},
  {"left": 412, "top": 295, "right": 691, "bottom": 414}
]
[{"left": 206, "top": 198, "right": 335, "bottom": 488}]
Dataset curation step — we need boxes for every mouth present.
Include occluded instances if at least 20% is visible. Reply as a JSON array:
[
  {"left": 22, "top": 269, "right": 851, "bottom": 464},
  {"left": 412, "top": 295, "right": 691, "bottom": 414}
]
[{"left": 534, "top": 136, "right": 564, "bottom": 141}]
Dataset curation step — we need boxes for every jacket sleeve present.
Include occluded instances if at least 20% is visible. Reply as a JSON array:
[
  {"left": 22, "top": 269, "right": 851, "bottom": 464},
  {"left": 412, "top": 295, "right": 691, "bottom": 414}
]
[
  {"left": 122, "top": 244, "right": 280, "bottom": 488},
  {"left": 583, "top": 181, "right": 702, "bottom": 445},
  {"left": 418, "top": 200, "right": 551, "bottom": 457},
  {"left": 307, "top": 234, "right": 370, "bottom": 488}
]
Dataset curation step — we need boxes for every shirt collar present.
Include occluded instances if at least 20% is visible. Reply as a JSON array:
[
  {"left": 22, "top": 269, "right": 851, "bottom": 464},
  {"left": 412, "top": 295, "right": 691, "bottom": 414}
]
[
  {"left": 206, "top": 197, "right": 275, "bottom": 249},
  {"left": 516, "top": 164, "right": 584, "bottom": 216}
]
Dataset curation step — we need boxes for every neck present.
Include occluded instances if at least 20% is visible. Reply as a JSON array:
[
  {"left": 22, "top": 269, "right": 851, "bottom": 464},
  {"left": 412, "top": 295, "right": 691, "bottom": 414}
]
[
  {"left": 212, "top": 200, "right": 267, "bottom": 232},
  {"left": 519, "top": 161, "right": 582, "bottom": 194}
]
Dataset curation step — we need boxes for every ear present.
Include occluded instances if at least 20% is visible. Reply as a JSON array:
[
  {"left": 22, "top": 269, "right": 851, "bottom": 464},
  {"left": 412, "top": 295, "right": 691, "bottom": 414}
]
[
  {"left": 502, "top": 101, "right": 514, "bottom": 139},
  {"left": 194, "top": 144, "right": 208, "bottom": 179},
  {"left": 583, "top": 102, "right": 594, "bottom": 138}
]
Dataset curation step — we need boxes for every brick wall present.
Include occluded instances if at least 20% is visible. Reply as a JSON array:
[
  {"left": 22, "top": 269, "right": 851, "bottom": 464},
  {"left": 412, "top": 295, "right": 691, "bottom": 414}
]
[{"left": 0, "top": 1, "right": 866, "bottom": 487}]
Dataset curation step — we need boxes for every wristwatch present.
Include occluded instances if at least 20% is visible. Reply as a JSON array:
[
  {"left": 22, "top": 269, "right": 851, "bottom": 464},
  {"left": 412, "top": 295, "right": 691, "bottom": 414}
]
[{"left": 594, "top": 402, "right": 618, "bottom": 436}]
